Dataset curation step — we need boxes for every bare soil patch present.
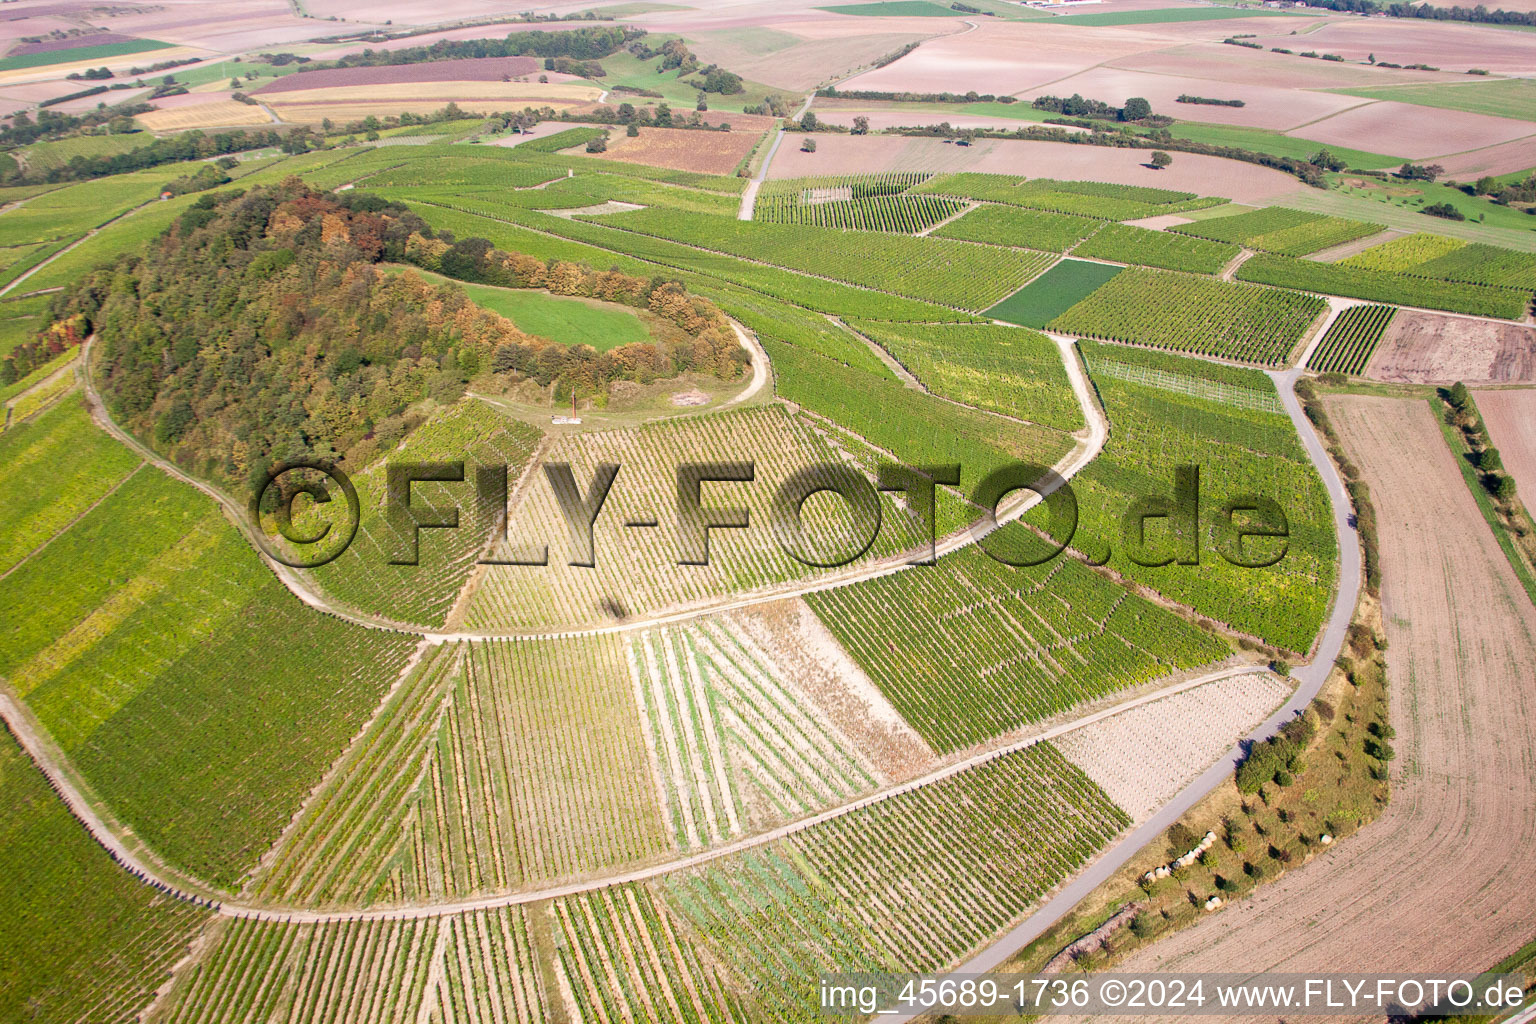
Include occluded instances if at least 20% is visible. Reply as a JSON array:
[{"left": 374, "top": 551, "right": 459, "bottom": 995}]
[
  {"left": 767, "top": 134, "right": 1304, "bottom": 204},
  {"left": 1368, "top": 310, "right": 1536, "bottom": 384},
  {"left": 1435, "top": 134, "right": 1536, "bottom": 178},
  {"left": 10, "top": 31, "right": 138, "bottom": 55},
  {"left": 840, "top": 20, "right": 1160, "bottom": 96},
  {"left": 1126, "top": 213, "right": 1194, "bottom": 230},
  {"left": 1057, "top": 673, "right": 1291, "bottom": 822},
  {"left": 1021, "top": 66, "right": 1366, "bottom": 131},
  {"left": 593, "top": 126, "right": 764, "bottom": 176},
  {"left": 1108, "top": 395, "right": 1536, "bottom": 996},
  {"left": 813, "top": 106, "right": 1087, "bottom": 133},
  {"left": 1285, "top": 100, "right": 1535, "bottom": 160},
  {"left": 1245, "top": 18, "right": 1536, "bottom": 73},
  {"left": 1476, "top": 388, "right": 1536, "bottom": 500},
  {"left": 1108, "top": 41, "right": 1469, "bottom": 88},
  {"left": 727, "top": 598, "right": 937, "bottom": 784}
]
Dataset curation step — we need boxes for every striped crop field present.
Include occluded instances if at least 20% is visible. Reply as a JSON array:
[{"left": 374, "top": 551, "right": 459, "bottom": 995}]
[
  {"left": 462, "top": 405, "right": 929, "bottom": 632},
  {"left": 552, "top": 884, "right": 751, "bottom": 1023},
  {"left": 806, "top": 547, "right": 1228, "bottom": 753},
  {"left": 658, "top": 743, "right": 1130, "bottom": 1018},
  {"left": 296, "top": 400, "right": 542, "bottom": 629},
  {"left": 148, "top": 907, "right": 546, "bottom": 1024},
  {"left": 249, "top": 638, "right": 669, "bottom": 908},
  {"left": 627, "top": 618, "right": 881, "bottom": 851},
  {"left": 1308, "top": 305, "right": 1396, "bottom": 375}
]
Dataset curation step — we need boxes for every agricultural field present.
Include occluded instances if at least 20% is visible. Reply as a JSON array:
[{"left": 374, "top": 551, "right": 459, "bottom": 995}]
[
  {"left": 250, "top": 637, "right": 668, "bottom": 908},
  {"left": 1049, "top": 268, "right": 1326, "bottom": 365},
  {"left": 753, "top": 173, "right": 965, "bottom": 233},
  {"left": 987, "top": 258, "right": 1123, "bottom": 328},
  {"left": 1173, "top": 206, "right": 1384, "bottom": 256},
  {"left": 1308, "top": 304, "right": 1397, "bottom": 375},
  {"left": 808, "top": 547, "right": 1230, "bottom": 752},
  {"left": 916, "top": 174, "right": 1228, "bottom": 220},
  {"left": 20, "top": 133, "right": 147, "bottom": 173},
  {"left": 1072, "top": 222, "right": 1241, "bottom": 275},
  {"left": 457, "top": 279, "right": 653, "bottom": 351},
  {"left": 1237, "top": 253, "right": 1531, "bottom": 320},
  {"left": 660, "top": 743, "right": 1130, "bottom": 1017},
  {"left": 847, "top": 319, "right": 1085, "bottom": 431},
  {"left": 0, "top": 399, "right": 138, "bottom": 578},
  {"left": 627, "top": 618, "right": 880, "bottom": 850},
  {"left": 135, "top": 100, "right": 275, "bottom": 131},
  {"left": 0, "top": 459, "right": 417, "bottom": 888},
  {"left": 1059, "top": 342, "right": 1338, "bottom": 652},
  {"left": 588, "top": 206, "right": 1057, "bottom": 311},
  {"left": 592, "top": 126, "right": 765, "bottom": 177},
  {"left": 0, "top": 37, "right": 171, "bottom": 72},
  {"left": 0, "top": 728, "right": 208, "bottom": 1024},
  {"left": 1342, "top": 233, "right": 1536, "bottom": 291},
  {"left": 0, "top": 291, "right": 49, "bottom": 356},
  {"left": 1366, "top": 310, "right": 1536, "bottom": 383},
  {"left": 298, "top": 400, "right": 541, "bottom": 630},
  {"left": 1057, "top": 671, "right": 1292, "bottom": 820},
  {"left": 932, "top": 203, "right": 1101, "bottom": 252}
]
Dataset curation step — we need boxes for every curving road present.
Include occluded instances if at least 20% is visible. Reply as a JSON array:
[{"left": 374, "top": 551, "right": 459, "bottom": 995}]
[{"left": 877, "top": 367, "right": 1363, "bottom": 1023}]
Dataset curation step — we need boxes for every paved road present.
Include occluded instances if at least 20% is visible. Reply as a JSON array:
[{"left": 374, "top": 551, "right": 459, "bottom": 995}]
[{"left": 878, "top": 367, "right": 1362, "bottom": 1022}]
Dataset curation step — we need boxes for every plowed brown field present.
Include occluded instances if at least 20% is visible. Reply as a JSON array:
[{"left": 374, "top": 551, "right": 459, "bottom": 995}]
[
  {"left": 1476, "top": 389, "right": 1536, "bottom": 500},
  {"left": 1102, "top": 396, "right": 1536, "bottom": 1018}
]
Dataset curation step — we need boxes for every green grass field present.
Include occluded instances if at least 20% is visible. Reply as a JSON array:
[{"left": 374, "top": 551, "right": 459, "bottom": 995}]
[
  {"left": 987, "top": 258, "right": 1121, "bottom": 327},
  {"left": 1166, "top": 121, "right": 1404, "bottom": 169},
  {"left": 0, "top": 38, "right": 171, "bottom": 72},
  {"left": 1331, "top": 77, "right": 1536, "bottom": 124},
  {"left": 22, "top": 134, "right": 147, "bottom": 174},
  {"left": 817, "top": 0, "right": 967, "bottom": 14},
  {"left": 448, "top": 278, "right": 652, "bottom": 351},
  {"left": 1053, "top": 6, "right": 1300, "bottom": 24}
]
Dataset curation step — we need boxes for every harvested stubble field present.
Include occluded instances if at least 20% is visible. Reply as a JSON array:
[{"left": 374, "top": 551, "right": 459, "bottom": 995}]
[
  {"left": 1056, "top": 672, "right": 1291, "bottom": 821},
  {"left": 253, "top": 56, "right": 544, "bottom": 93},
  {"left": 588, "top": 126, "right": 766, "bottom": 176},
  {"left": 1367, "top": 311, "right": 1536, "bottom": 384},
  {"left": 1476, "top": 389, "right": 1536, "bottom": 501},
  {"left": 136, "top": 99, "right": 274, "bottom": 131},
  {"left": 1110, "top": 396, "right": 1536, "bottom": 991}
]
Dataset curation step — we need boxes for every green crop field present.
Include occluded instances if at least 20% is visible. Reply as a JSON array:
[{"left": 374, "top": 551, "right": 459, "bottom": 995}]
[
  {"left": 1171, "top": 206, "right": 1382, "bottom": 256},
  {"left": 1237, "top": 253, "right": 1530, "bottom": 319},
  {"left": 0, "top": 291, "right": 49, "bottom": 356},
  {"left": 1342, "top": 233, "right": 1536, "bottom": 290},
  {"left": 849, "top": 319, "right": 1085, "bottom": 431},
  {"left": 0, "top": 37, "right": 171, "bottom": 71},
  {"left": 1056, "top": 5, "right": 1298, "bottom": 23},
  {"left": 933, "top": 203, "right": 1100, "bottom": 252},
  {"left": 1072, "top": 222, "right": 1241, "bottom": 274},
  {"left": 457, "top": 279, "right": 652, "bottom": 350},
  {"left": 1331, "top": 77, "right": 1536, "bottom": 123},
  {"left": 809, "top": 547, "right": 1227, "bottom": 751},
  {"left": 0, "top": 459, "right": 417, "bottom": 887},
  {"left": 21, "top": 133, "right": 146, "bottom": 173},
  {"left": 917, "top": 174, "right": 1228, "bottom": 219},
  {"left": 1049, "top": 341, "right": 1337, "bottom": 651},
  {"left": 987, "top": 258, "right": 1122, "bottom": 327},
  {"left": 1308, "top": 304, "right": 1396, "bottom": 375},
  {"left": 1049, "top": 268, "right": 1326, "bottom": 365},
  {"left": 755, "top": 191, "right": 965, "bottom": 232},
  {"left": 511, "top": 126, "right": 608, "bottom": 153},
  {"left": 0, "top": 729, "right": 208, "bottom": 1024},
  {"left": 661, "top": 743, "right": 1129, "bottom": 1017}
]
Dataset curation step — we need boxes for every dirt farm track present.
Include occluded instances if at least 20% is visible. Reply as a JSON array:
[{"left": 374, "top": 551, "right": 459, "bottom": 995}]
[{"left": 1095, "top": 396, "right": 1536, "bottom": 1021}]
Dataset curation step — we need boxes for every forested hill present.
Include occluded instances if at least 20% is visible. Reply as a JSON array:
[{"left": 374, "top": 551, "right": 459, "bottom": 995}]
[{"left": 65, "top": 179, "right": 741, "bottom": 488}]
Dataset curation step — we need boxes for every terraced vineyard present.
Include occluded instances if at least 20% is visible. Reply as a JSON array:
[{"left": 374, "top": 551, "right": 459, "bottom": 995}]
[
  {"left": 586, "top": 207, "right": 1055, "bottom": 310},
  {"left": 553, "top": 885, "right": 750, "bottom": 1024},
  {"left": 659, "top": 743, "right": 1130, "bottom": 1018},
  {"left": 1236, "top": 253, "right": 1530, "bottom": 319},
  {"left": 0, "top": 465, "right": 418, "bottom": 887},
  {"left": 1342, "top": 232, "right": 1536, "bottom": 290},
  {"left": 847, "top": 319, "right": 1085, "bottom": 431},
  {"left": 462, "top": 405, "right": 934, "bottom": 632},
  {"left": 0, "top": 398, "right": 140, "bottom": 574},
  {"left": 1071, "top": 222, "right": 1240, "bottom": 274},
  {"left": 627, "top": 619, "right": 880, "bottom": 850},
  {"left": 1172, "top": 206, "right": 1382, "bottom": 256},
  {"left": 1308, "top": 304, "right": 1396, "bottom": 375},
  {"left": 807, "top": 547, "right": 1227, "bottom": 753},
  {"left": 251, "top": 638, "right": 668, "bottom": 908},
  {"left": 754, "top": 173, "right": 962, "bottom": 232},
  {"left": 1049, "top": 268, "right": 1325, "bottom": 365},
  {"left": 298, "top": 401, "right": 542, "bottom": 629},
  {"left": 1055, "top": 342, "right": 1338, "bottom": 652},
  {"left": 150, "top": 909, "right": 546, "bottom": 1024},
  {"left": 932, "top": 203, "right": 1100, "bottom": 252},
  {"left": 0, "top": 729, "right": 208, "bottom": 1024},
  {"left": 916, "top": 174, "right": 1224, "bottom": 220}
]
